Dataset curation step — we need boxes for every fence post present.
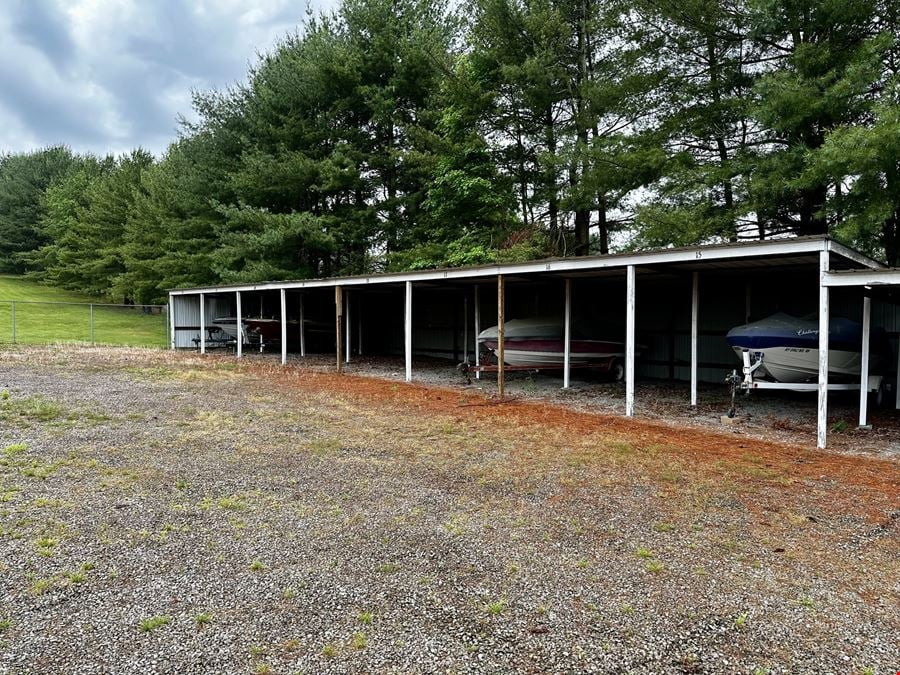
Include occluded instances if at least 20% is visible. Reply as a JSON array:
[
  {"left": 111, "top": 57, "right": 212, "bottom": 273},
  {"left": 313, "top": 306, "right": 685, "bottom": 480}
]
[
  {"left": 90, "top": 304, "right": 95, "bottom": 344},
  {"left": 11, "top": 301, "right": 15, "bottom": 344}
]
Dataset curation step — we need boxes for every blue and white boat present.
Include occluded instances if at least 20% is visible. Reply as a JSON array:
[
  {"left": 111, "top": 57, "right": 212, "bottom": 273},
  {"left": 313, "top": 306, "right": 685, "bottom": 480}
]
[{"left": 726, "top": 312, "right": 868, "bottom": 383}]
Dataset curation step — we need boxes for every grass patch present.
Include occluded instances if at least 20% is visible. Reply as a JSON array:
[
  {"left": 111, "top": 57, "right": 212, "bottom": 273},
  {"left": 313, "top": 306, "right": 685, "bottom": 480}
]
[
  {"left": 138, "top": 616, "right": 171, "bottom": 632},
  {"left": 195, "top": 612, "right": 213, "bottom": 627},
  {"left": 484, "top": 599, "right": 505, "bottom": 615},
  {"left": 645, "top": 560, "right": 665, "bottom": 574},
  {"left": 0, "top": 275, "right": 166, "bottom": 347},
  {"left": 0, "top": 395, "right": 64, "bottom": 423}
]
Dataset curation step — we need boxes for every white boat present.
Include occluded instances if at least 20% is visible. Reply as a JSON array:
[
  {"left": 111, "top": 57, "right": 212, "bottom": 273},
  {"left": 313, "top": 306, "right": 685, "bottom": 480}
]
[
  {"left": 477, "top": 317, "right": 630, "bottom": 378},
  {"left": 725, "top": 312, "right": 879, "bottom": 383}
]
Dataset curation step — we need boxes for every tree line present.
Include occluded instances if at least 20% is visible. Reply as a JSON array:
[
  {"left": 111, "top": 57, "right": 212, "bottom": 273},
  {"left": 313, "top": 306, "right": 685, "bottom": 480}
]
[{"left": 0, "top": 0, "right": 897, "bottom": 304}]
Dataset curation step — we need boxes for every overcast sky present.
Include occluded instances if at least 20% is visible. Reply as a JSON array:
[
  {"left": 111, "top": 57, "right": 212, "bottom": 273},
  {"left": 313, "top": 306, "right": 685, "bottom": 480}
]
[{"left": 0, "top": 0, "right": 328, "bottom": 158}]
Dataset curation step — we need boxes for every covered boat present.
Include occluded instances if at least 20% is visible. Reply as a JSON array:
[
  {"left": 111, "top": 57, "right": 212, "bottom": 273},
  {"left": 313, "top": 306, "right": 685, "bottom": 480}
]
[
  {"left": 212, "top": 317, "right": 330, "bottom": 345},
  {"left": 725, "top": 312, "right": 885, "bottom": 383},
  {"left": 477, "top": 317, "right": 629, "bottom": 379}
]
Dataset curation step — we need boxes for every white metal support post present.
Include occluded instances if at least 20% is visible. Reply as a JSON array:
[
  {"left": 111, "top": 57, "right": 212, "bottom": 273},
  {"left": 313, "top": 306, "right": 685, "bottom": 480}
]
[
  {"left": 358, "top": 296, "right": 363, "bottom": 357},
  {"left": 858, "top": 295, "right": 871, "bottom": 428},
  {"left": 168, "top": 294, "right": 175, "bottom": 350},
  {"left": 199, "top": 293, "right": 206, "bottom": 355},
  {"left": 235, "top": 291, "right": 242, "bottom": 358},
  {"left": 280, "top": 288, "right": 287, "bottom": 365},
  {"left": 563, "top": 278, "right": 572, "bottom": 389},
  {"left": 404, "top": 282, "right": 412, "bottom": 382},
  {"left": 817, "top": 250, "right": 830, "bottom": 449},
  {"left": 690, "top": 272, "right": 699, "bottom": 407},
  {"left": 497, "top": 275, "right": 506, "bottom": 398},
  {"left": 474, "top": 286, "right": 481, "bottom": 379},
  {"left": 892, "top": 316, "right": 900, "bottom": 410},
  {"left": 625, "top": 266, "right": 636, "bottom": 417},
  {"left": 345, "top": 290, "right": 351, "bottom": 364},
  {"left": 299, "top": 295, "right": 306, "bottom": 357}
]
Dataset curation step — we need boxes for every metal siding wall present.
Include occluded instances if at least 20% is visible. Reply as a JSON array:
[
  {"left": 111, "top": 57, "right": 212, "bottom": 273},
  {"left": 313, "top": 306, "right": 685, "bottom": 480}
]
[{"left": 173, "top": 295, "right": 200, "bottom": 348}]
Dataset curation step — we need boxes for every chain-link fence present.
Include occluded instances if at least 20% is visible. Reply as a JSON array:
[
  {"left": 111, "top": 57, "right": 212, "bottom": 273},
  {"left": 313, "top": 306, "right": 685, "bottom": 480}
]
[{"left": 0, "top": 301, "right": 168, "bottom": 348}]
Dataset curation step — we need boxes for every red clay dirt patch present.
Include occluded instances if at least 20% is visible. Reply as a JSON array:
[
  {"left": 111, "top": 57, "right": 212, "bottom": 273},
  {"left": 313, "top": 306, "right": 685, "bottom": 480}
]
[{"left": 253, "top": 363, "right": 899, "bottom": 508}]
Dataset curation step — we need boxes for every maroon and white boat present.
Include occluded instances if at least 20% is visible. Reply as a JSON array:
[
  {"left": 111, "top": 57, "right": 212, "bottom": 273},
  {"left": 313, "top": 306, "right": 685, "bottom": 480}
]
[{"left": 478, "top": 318, "right": 631, "bottom": 379}]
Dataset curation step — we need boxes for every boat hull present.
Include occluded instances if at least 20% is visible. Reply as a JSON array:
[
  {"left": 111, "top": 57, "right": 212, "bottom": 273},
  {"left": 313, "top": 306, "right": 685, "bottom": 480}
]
[
  {"left": 729, "top": 346, "right": 862, "bottom": 383},
  {"left": 481, "top": 338, "right": 625, "bottom": 369},
  {"left": 725, "top": 312, "right": 889, "bottom": 383}
]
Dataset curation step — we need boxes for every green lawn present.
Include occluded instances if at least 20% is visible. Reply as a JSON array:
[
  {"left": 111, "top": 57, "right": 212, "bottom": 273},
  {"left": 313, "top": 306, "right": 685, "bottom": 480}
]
[{"left": 0, "top": 276, "right": 167, "bottom": 347}]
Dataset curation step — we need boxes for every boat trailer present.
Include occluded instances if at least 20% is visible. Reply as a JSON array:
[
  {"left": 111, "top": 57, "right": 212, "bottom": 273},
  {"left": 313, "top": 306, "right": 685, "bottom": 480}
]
[{"left": 725, "top": 349, "right": 883, "bottom": 418}]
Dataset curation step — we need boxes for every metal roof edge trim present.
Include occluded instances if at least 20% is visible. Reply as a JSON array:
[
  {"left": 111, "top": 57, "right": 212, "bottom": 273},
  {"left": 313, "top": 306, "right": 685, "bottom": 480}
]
[{"left": 169, "top": 235, "right": 880, "bottom": 296}]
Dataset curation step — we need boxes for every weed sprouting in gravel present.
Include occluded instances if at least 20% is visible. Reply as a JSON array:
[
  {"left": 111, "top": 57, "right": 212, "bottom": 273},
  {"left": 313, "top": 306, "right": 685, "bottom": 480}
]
[
  {"left": 0, "top": 618, "right": 12, "bottom": 632},
  {"left": 282, "top": 587, "right": 298, "bottom": 599},
  {"left": 645, "top": 560, "right": 665, "bottom": 574},
  {"left": 735, "top": 612, "right": 748, "bottom": 628},
  {"left": 251, "top": 663, "right": 273, "bottom": 675},
  {"left": 34, "top": 536, "right": 58, "bottom": 557},
  {"left": 484, "top": 599, "right": 505, "bottom": 615},
  {"left": 321, "top": 643, "right": 338, "bottom": 658},
  {"left": 444, "top": 514, "right": 467, "bottom": 536},
  {"left": 30, "top": 577, "right": 53, "bottom": 595},
  {"left": 2, "top": 443, "right": 27, "bottom": 458},
  {"left": 653, "top": 522, "right": 676, "bottom": 533},
  {"left": 357, "top": 611, "right": 373, "bottom": 625},
  {"left": 377, "top": 563, "right": 400, "bottom": 574},
  {"left": 218, "top": 496, "right": 246, "bottom": 511},
  {"left": 194, "top": 612, "right": 213, "bottom": 627},
  {"left": 575, "top": 559, "right": 589, "bottom": 569},
  {"left": 249, "top": 559, "right": 267, "bottom": 572},
  {"left": 794, "top": 595, "right": 816, "bottom": 609},
  {"left": 620, "top": 604, "right": 635, "bottom": 615},
  {"left": 635, "top": 547, "right": 653, "bottom": 559},
  {"left": 138, "top": 616, "right": 171, "bottom": 632},
  {"left": 352, "top": 632, "right": 368, "bottom": 649}
]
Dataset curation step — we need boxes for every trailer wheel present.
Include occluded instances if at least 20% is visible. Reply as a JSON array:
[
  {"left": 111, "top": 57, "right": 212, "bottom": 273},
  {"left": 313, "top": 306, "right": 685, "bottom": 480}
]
[{"left": 610, "top": 358, "right": 625, "bottom": 383}]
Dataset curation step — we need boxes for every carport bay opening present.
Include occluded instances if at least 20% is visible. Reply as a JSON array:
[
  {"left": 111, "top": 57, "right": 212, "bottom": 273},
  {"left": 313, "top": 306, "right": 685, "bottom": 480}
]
[{"left": 168, "top": 236, "right": 900, "bottom": 449}]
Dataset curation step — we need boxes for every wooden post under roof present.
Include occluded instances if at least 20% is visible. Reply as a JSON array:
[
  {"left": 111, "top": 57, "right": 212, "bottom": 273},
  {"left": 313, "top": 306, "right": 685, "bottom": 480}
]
[{"left": 335, "top": 285, "right": 343, "bottom": 373}]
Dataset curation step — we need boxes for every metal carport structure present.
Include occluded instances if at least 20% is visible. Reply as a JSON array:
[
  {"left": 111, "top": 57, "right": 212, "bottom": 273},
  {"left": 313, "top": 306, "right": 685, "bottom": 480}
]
[{"left": 170, "top": 236, "right": 897, "bottom": 449}]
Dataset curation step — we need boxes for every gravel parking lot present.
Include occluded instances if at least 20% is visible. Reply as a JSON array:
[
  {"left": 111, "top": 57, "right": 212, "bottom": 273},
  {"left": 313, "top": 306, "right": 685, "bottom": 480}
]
[{"left": 0, "top": 346, "right": 897, "bottom": 674}]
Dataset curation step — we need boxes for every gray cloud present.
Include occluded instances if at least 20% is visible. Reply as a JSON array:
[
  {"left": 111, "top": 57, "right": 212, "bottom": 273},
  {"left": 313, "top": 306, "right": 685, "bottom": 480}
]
[{"left": 0, "top": 0, "right": 327, "bottom": 157}]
